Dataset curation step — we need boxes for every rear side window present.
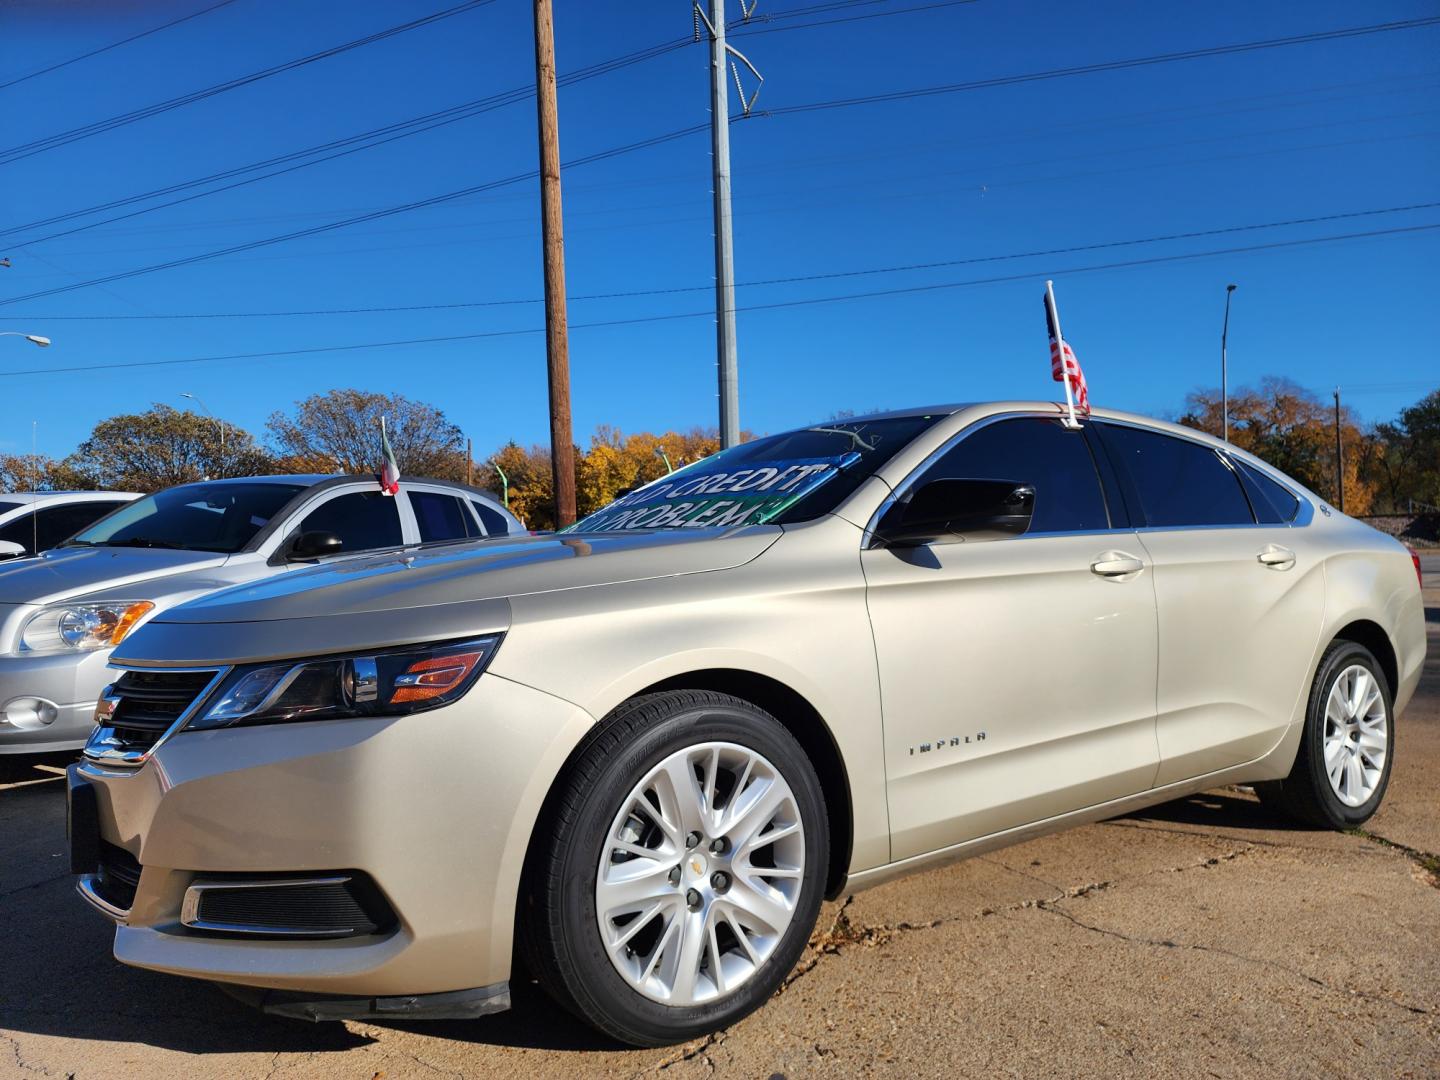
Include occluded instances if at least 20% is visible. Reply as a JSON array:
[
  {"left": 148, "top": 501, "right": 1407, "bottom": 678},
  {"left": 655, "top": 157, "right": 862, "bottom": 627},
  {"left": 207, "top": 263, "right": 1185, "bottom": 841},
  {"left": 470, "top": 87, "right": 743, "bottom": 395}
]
[
  {"left": 410, "top": 491, "right": 479, "bottom": 543},
  {"left": 912, "top": 416, "right": 1110, "bottom": 533},
  {"left": 1101, "top": 424, "right": 1254, "bottom": 528},
  {"left": 1236, "top": 461, "right": 1301, "bottom": 524},
  {"left": 472, "top": 500, "right": 512, "bottom": 536},
  {"left": 300, "top": 491, "right": 403, "bottom": 553}
]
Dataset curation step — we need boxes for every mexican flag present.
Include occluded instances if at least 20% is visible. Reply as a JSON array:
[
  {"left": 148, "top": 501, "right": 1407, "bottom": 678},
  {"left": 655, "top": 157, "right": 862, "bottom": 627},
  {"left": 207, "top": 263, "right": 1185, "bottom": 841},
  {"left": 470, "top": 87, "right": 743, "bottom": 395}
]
[{"left": 379, "top": 416, "right": 400, "bottom": 496}]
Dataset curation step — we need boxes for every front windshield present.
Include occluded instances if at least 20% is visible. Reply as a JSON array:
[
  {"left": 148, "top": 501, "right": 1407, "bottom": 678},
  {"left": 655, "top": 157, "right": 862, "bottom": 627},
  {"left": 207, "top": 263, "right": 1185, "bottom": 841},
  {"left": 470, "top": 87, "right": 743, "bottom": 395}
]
[
  {"left": 68, "top": 482, "right": 307, "bottom": 554},
  {"left": 570, "top": 415, "right": 942, "bottom": 532}
]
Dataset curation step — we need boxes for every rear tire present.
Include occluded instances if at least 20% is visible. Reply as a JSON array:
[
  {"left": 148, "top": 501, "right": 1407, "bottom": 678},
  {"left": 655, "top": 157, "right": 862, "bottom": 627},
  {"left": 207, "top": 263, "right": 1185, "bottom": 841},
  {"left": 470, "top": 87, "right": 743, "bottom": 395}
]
[
  {"left": 1256, "top": 640, "right": 1394, "bottom": 829},
  {"left": 519, "top": 690, "right": 828, "bottom": 1047}
]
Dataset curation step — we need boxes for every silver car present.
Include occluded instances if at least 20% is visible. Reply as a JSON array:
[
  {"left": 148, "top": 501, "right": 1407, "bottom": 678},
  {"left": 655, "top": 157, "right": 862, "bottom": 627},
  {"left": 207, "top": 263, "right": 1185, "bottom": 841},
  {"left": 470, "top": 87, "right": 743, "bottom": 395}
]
[
  {"left": 0, "top": 474, "right": 521, "bottom": 755},
  {"left": 70, "top": 404, "right": 1426, "bottom": 1046}
]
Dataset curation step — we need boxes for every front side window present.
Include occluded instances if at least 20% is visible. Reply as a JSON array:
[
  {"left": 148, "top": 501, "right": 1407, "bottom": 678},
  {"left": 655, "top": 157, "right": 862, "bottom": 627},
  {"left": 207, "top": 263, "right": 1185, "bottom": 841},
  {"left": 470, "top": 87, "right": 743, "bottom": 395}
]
[
  {"left": 570, "top": 415, "right": 942, "bottom": 532},
  {"left": 34, "top": 502, "right": 127, "bottom": 551},
  {"left": 68, "top": 483, "right": 306, "bottom": 554},
  {"left": 1100, "top": 424, "right": 1254, "bottom": 528},
  {"left": 0, "top": 512, "right": 37, "bottom": 553},
  {"left": 904, "top": 416, "right": 1110, "bottom": 534},
  {"left": 300, "top": 491, "right": 403, "bottom": 552},
  {"left": 410, "top": 490, "right": 479, "bottom": 543}
]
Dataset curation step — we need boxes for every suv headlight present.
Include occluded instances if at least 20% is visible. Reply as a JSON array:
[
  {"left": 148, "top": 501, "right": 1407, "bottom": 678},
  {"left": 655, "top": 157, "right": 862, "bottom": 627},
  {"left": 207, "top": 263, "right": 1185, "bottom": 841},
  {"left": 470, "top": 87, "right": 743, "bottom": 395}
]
[
  {"left": 186, "top": 636, "right": 502, "bottom": 732},
  {"left": 21, "top": 601, "right": 156, "bottom": 653}
]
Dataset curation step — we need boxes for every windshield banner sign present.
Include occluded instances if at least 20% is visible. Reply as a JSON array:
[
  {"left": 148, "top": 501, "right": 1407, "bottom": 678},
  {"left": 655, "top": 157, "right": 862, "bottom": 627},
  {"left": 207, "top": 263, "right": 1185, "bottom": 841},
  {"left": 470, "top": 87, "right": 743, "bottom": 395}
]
[{"left": 577, "top": 455, "right": 856, "bottom": 532}]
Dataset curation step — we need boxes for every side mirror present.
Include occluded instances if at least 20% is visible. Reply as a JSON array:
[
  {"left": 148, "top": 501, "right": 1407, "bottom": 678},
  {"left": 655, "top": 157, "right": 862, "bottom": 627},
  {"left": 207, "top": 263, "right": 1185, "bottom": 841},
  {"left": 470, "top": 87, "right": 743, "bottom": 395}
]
[
  {"left": 288, "top": 530, "right": 343, "bottom": 561},
  {"left": 875, "top": 478, "right": 1035, "bottom": 548},
  {"left": 0, "top": 540, "right": 28, "bottom": 560}
]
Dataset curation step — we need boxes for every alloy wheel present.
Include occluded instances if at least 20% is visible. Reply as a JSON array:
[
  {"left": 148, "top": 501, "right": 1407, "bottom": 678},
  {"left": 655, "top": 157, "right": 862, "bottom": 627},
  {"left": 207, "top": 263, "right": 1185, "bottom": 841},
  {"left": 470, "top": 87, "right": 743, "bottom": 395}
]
[
  {"left": 594, "top": 741, "right": 805, "bottom": 1006},
  {"left": 1323, "top": 663, "right": 1388, "bottom": 808}
]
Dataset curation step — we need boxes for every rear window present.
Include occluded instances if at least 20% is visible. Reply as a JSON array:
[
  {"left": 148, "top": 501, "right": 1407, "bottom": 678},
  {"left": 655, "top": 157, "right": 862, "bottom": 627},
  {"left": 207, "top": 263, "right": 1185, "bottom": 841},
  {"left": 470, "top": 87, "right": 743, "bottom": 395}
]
[{"left": 1100, "top": 424, "right": 1254, "bottom": 528}]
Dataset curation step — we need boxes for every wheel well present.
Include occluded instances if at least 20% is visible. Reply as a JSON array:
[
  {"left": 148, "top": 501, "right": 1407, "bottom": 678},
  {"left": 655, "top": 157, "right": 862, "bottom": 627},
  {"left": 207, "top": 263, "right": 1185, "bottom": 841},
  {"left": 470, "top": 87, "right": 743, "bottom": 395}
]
[
  {"left": 1333, "top": 619, "right": 1398, "bottom": 697},
  {"left": 645, "top": 669, "right": 854, "bottom": 900}
]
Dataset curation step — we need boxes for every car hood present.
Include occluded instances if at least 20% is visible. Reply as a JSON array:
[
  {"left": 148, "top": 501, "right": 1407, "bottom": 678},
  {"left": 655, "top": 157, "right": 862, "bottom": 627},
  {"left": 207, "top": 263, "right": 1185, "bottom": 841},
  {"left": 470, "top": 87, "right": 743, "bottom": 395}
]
[
  {"left": 0, "top": 546, "right": 230, "bottom": 606},
  {"left": 113, "top": 527, "right": 781, "bottom": 667}
]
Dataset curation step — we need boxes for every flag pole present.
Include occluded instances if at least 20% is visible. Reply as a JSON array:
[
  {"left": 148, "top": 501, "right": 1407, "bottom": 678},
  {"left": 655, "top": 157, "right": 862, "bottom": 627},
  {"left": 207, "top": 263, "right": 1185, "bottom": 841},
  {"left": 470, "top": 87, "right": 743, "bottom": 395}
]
[{"left": 1045, "top": 280, "right": 1080, "bottom": 429}]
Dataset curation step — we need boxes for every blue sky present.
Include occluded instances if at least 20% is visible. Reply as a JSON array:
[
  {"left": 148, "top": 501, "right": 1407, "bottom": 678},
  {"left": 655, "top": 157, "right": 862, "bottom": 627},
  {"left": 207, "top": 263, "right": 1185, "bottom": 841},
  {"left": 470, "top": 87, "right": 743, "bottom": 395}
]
[{"left": 1, "top": 0, "right": 1436, "bottom": 462}]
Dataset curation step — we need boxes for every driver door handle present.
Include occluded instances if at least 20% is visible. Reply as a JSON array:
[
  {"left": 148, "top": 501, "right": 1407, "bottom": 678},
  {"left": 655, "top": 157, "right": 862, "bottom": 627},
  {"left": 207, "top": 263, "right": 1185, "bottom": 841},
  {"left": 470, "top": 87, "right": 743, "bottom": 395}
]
[
  {"left": 1090, "top": 552, "right": 1145, "bottom": 578},
  {"left": 1257, "top": 544, "right": 1297, "bottom": 571}
]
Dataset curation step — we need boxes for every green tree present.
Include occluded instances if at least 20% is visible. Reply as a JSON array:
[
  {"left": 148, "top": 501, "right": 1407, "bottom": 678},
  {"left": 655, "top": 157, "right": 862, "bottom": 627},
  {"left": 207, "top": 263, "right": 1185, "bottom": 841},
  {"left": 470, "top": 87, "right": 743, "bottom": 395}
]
[
  {"left": 67, "top": 405, "right": 270, "bottom": 492},
  {"left": 268, "top": 389, "right": 469, "bottom": 480},
  {"left": 1365, "top": 389, "right": 1440, "bottom": 512}
]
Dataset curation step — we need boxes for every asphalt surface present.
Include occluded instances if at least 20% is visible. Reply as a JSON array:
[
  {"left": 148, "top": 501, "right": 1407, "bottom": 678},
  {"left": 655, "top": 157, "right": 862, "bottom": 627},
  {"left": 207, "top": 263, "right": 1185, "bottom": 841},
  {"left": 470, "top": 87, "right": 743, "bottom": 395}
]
[{"left": 2, "top": 555, "right": 1436, "bottom": 1079}]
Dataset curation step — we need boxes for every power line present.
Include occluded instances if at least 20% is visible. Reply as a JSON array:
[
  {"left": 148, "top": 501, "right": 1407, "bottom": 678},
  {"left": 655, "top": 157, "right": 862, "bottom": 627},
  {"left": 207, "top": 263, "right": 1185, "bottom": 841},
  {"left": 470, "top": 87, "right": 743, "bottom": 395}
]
[
  {"left": 2, "top": 220, "right": 1434, "bottom": 379},
  {"left": 7, "top": 16, "right": 1435, "bottom": 302},
  {"left": 0, "top": 124, "right": 709, "bottom": 307},
  {"left": 0, "top": 0, "right": 501, "bottom": 167},
  {"left": 760, "top": 16, "right": 1440, "bottom": 117},
  {"left": 0, "top": 0, "right": 244, "bottom": 92},
  {"left": 0, "top": 0, "right": 979, "bottom": 246},
  {"left": 12, "top": 201, "right": 1437, "bottom": 320}
]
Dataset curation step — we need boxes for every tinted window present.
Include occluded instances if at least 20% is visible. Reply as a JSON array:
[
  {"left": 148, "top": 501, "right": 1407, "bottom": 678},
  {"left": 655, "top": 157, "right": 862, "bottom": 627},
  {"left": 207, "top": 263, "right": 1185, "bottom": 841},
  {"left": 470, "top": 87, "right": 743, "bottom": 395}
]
[
  {"left": 70, "top": 483, "right": 306, "bottom": 553},
  {"left": 1101, "top": 424, "right": 1254, "bottom": 528},
  {"left": 301, "top": 491, "right": 403, "bottom": 552},
  {"left": 411, "top": 491, "right": 478, "bottom": 543},
  {"left": 0, "top": 512, "right": 37, "bottom": 553},
  {"left": 472, "top": 500, "right": 512, "bottom": 536},
  {"left": 34, "top": 502, "right": 127, "bottom": 551},
  {"left": 0, "top": 501, "right": 23, "bottom": 515},
  {"left": 909, "top": 416, "right": 1109, "bottom": 534},
  {"left": 1237, "top": 461, "right": 1300, "bottom": 524}
]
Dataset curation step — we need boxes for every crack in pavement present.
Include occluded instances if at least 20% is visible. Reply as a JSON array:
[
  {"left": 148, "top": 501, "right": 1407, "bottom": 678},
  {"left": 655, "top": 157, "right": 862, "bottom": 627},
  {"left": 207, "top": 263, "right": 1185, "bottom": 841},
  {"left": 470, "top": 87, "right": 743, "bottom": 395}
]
[
  {"left": 1346, "top": 827, "right": 1440, "bottom": 889},
  {"left": 1035, "top": 897, "right": 1434, "bottom": 1019},
  {"left": 0, "top": 870, "right": 69, "bottom": 903},
  {"left": 1, "top": 1031, "right": 58, "bottom": 1077}
]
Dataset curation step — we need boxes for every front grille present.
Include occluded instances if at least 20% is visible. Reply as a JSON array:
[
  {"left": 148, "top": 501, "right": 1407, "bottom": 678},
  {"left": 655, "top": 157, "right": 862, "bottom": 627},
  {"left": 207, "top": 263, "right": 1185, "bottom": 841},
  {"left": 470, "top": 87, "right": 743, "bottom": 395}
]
[
  {"left": 98, "top": 669, "right": 220, "bottom": 757},
  {"left": 185, "top": 874, "right": 396, "bottom": 939},
  {"left": 94, "top": 841, "right": 141, "bottom": 911}
]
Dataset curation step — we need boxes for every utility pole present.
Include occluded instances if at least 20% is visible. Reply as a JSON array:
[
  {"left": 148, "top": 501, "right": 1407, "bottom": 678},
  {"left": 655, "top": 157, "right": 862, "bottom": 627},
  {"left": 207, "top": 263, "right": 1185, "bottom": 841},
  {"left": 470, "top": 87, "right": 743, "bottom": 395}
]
[
  {"left": 1333, "top": 387, "right": 1345, "bottom": 512},
  {"left": 694, "top": 1, "right": 762, "bottom": 449},
  {"left": 533, "top": 0, "right": 576, "bottom": 526},
  {"left": 1220, "top": 284, "right": 1236, "bottom": 442},
  {"left": 465, "top": 437, "right": 473, "bottom": 486}
]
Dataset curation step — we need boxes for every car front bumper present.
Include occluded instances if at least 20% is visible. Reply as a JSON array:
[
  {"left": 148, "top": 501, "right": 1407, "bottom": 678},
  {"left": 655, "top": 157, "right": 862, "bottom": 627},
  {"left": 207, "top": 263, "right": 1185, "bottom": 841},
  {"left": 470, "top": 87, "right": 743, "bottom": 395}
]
[
  {"left": 0, "top": 647, "right": 114, "bottom": 754},
  {"left": 71, "top": 672, "right": 593, "bottom": 1000}
]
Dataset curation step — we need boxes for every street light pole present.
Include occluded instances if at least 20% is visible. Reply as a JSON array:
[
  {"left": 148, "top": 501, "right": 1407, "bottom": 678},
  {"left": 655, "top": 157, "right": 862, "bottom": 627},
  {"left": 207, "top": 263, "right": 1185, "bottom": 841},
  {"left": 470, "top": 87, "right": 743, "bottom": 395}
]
[
  {"left": 1333, "top": 387, "right": 1345, "bottom": 513},
  {"left": 488, "top": 460, "right": 510, "bottom": 509},
  {"left": 1220, "top": 284, "right": 1236, "bottom": 442},
  {"left": 0, "top": 332, "right": 51, "bottom": 347}
]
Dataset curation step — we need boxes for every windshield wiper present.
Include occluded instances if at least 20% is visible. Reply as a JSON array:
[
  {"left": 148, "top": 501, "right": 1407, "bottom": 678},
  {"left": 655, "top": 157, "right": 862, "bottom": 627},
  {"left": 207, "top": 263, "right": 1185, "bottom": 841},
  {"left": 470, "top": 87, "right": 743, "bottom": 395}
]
[{"left": 101, "top": 538, "right": 188, "bottom": 550}]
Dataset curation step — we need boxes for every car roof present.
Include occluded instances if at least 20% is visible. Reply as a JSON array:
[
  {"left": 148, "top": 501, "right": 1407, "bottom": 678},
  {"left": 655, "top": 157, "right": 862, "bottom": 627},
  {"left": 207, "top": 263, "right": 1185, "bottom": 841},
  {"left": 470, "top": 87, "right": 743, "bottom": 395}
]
[{"left": 0, "top": 490, "right": 141, "bottom": 502}]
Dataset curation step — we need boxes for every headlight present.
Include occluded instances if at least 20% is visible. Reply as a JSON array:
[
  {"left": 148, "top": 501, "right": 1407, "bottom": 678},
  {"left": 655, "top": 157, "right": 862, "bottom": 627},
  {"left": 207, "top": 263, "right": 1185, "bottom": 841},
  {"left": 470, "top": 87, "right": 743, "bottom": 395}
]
[
  {"left": 21, "top": 601, "right": 156, "bottom": 653},
  {"left": 186, "top": 636, "right": 502, "bottom": 732}
]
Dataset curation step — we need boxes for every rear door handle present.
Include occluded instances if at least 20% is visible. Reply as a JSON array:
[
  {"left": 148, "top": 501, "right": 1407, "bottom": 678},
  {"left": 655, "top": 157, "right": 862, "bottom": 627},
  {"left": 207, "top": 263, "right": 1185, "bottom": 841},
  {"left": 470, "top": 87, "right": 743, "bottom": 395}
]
[
  {"left": 1257, "top": 545, "right": 1296, "bottom": 571},
  {"left": 1090, "top": 552, "right": 1145, "bottom": 578}
]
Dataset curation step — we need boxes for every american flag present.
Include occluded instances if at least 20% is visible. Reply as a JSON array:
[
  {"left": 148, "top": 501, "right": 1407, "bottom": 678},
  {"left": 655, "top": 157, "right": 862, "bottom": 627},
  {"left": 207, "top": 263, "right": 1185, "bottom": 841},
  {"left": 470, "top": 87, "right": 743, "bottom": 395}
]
[{"left": 1043, "top": 292, "right": 1089, "bottom": 413}]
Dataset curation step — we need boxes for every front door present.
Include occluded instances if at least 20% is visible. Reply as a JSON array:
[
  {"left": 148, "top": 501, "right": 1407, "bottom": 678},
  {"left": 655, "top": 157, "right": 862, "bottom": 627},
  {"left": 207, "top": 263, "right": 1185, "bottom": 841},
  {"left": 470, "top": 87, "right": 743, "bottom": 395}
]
[{"left": 862, "top": 415, "right": 1160, "bottom": 862}]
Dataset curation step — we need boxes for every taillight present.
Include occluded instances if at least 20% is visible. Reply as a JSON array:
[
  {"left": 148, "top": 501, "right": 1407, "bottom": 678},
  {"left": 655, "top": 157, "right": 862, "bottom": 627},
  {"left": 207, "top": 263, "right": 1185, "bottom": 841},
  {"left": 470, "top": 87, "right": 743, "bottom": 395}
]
[{"left": 1410, "top": 548, "right": 1423, "bottom": 588}]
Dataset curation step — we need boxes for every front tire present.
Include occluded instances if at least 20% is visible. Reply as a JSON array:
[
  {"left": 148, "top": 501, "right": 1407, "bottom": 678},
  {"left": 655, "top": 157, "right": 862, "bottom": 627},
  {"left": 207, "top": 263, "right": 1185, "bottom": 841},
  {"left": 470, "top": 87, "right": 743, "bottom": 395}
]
[
  {"left": 1256, "top": 640, "right": 1394, "bottom": 829},
  {"left": 520, "top": 690, "right": 829, "bottom": 1047}
]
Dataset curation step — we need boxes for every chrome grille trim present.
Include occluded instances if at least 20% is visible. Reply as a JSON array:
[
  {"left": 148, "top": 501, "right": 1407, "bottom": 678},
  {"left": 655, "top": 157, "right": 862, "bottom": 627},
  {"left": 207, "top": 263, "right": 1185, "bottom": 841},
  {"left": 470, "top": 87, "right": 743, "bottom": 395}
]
[{"left": 82, "top": 665, "right": 230, "bottom": 768}]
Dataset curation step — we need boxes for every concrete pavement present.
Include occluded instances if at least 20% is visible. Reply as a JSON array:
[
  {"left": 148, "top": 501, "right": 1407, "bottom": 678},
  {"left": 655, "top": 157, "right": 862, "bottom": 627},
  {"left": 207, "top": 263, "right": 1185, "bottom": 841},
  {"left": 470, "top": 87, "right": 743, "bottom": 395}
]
[{"left": 1, "top": 562, "right": 1435, "bottom": 1078}]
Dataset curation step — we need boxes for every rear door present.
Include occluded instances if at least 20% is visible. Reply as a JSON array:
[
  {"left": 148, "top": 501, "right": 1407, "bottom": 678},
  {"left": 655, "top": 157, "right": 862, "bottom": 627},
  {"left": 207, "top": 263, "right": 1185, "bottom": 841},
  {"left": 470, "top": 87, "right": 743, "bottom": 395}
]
[
  {"left": 1092, "top": 422, "right": 1325, "bottom": 785},
  {"left": 863, "top": 414, "right": 1160, "bottom": 860}
]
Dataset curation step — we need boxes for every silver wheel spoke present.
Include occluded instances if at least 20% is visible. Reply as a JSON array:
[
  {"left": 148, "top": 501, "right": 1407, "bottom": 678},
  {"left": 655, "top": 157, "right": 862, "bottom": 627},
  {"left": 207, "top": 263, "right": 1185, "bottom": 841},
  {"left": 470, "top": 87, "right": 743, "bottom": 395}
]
[
  {"left": 1322, "top": 664, "right": 1389, "bottom": 808},
  {"left": 597, "top": 739, "right": 806, "bottom": 1007}
]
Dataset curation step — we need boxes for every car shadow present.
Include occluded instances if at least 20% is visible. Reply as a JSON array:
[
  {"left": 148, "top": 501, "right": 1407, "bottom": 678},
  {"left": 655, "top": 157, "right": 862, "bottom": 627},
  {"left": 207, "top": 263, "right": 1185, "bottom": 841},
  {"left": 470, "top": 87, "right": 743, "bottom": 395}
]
[
  {"left": 1116, "top": 788, "right": 1314, "bottom": 832},
  {"left": 0, "top": 780, "right": 624, "bottom": 1055}
]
